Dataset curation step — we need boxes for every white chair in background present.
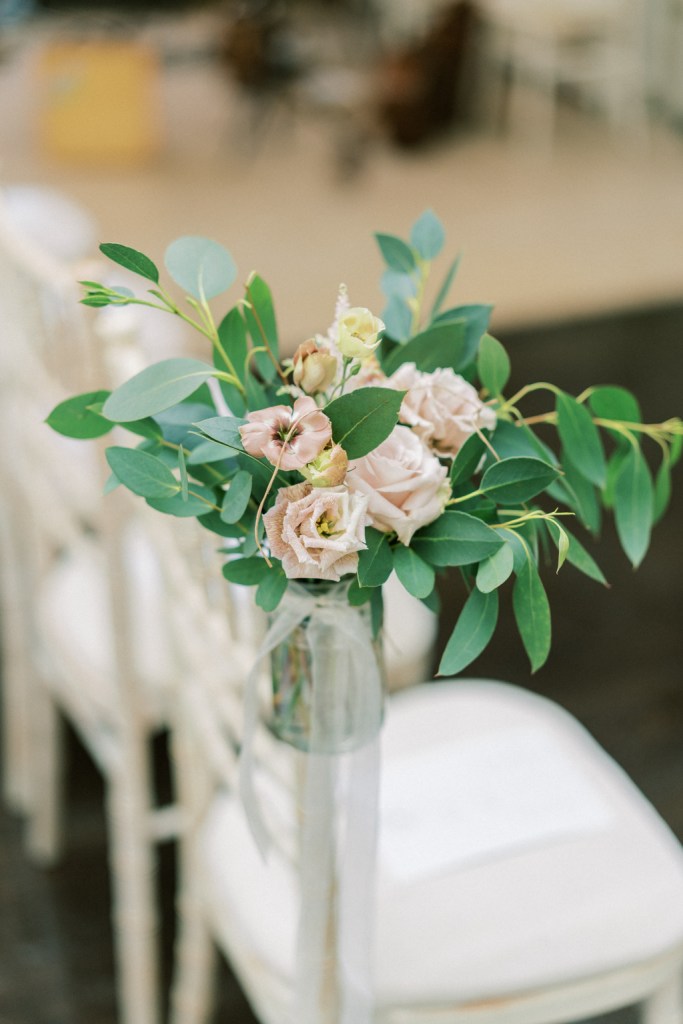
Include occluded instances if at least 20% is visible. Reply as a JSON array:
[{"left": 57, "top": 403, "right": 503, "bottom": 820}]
[
  {"left": 169, "top": 653, "right": 683, "bottom": 1024},
  {"left": 0, "top": 193, "right": 181, "bottom": 1024},
  {"left": 478, "top": 0, "right": 649, "bottom": 150}
]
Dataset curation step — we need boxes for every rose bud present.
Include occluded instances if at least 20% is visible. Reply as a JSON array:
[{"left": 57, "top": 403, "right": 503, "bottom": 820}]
[
  {"left": 301, "top": 443, "right": 349, "bottom": 488},
  {"left": 292, "top": 339, "right": 338, "bottom": 394},
  {"left": 336, "top": 307, "right": 385, "bottom": 361}
]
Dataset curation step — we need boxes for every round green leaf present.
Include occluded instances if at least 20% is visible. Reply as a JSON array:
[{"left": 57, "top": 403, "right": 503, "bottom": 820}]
[
  {"left": 221, "top": 470, "right": 252, "bottom": 525},
  {"left": 481, "top": 456, "right": 560, "bottom": 504},
  {"left": 105, "top": 446, "right": 180, "bottom": 499},
  {"left": 392, "top": 544, "right": 435, "bottom": 599},
  {"left": 588, "top": 386, "right": 641, "bottom": 424},
  {"left": 164, "top": 236, "right": 237, "bottom": 300},
  {"left": 222, "top": 556, "right": 269, "bottom": 585},
  {"left": 438, "top": 587, "right": 499, "bottom": 676},
  {"left": 374, "top": 232, "right": 416, "bottom": 273},
  {"left": 476, "top": 543, "right": 514, "bottom": 593},
  {"left": 478, "top": 333, "right": 511, "bottom": 396},
  {"left": 103, "top": 358, "right": 216, "bottom": 422},
  {"left": 46, "top": 390, "right": 112, "bottom": 439},
  {"left": 410, "top": 209, "right": 445, "bottom": 261},
  {"left": 325, "top": 388, "right": 405, "bottom": 460}
]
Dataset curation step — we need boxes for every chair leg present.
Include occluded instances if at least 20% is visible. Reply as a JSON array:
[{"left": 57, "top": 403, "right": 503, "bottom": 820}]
[
  {"left": 106, "top": 774, "right": 161, "bottom": 1024},
  {"left": 25, "top": 683, "right": 64, "bottom": 865},
  {"left": 169, "top": 867, "right": 216, "bottom": 1024},
  {"left": 642, "top": 970, "right": 683, "bottom": 1024},
  {"left": 0, "top": 506, "right": 35, "bottom": 815}
]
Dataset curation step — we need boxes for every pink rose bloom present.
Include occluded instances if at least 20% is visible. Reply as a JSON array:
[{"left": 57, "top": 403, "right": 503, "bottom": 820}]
[
  {"left": 347, "top": 425, "right": 451, "bottom": 544},
  {"left": 264, "top": 482, "right": 369, "bottom": 581},
  {"left": 389, "top": 363, "right": 496, "bottom": 457},
  {"left": 239, "top": 396, "right": 332, "bottom": 471}
]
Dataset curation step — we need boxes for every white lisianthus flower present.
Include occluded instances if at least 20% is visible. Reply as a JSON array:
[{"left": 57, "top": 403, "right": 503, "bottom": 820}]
[
  {"left": 336, "top": 307, "right": 385, "bottom": 361},
  {"left": 347, "top": 425, "right": 451, "bottom": 545},
  {"left": 389, "top": 362, "right": 497, "bottom": 457},
  {"left": 263, "top": 483, "right": 369, "bottom": 581}
]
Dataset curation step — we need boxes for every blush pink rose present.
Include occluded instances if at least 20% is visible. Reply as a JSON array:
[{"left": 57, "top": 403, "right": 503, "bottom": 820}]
[
  {"left": 263, "top": 482, "right": 369, "bottom": 581},
  {"left": 239, "top": 396, "right": 332, "bottom": 471},
  {"left": 389, "top": 363, "right": 496, "bottom": 457},
  {"left": 347, "top": 425, "right": 451, "bottom": 544}
]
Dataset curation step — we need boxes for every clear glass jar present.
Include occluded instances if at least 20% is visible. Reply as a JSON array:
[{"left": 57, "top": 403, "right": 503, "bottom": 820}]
[{"left": 269, "top": 580, "right": 385, "bottom": 754}]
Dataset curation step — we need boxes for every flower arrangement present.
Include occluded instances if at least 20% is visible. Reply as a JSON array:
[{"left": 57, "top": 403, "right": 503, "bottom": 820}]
[{"left": 47, "top": 211, "right": 682, "bottom": 676}]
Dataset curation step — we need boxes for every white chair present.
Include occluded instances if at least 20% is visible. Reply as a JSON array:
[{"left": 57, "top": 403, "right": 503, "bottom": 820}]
[
  {"left": 169, "top": 663, "right": 683, "bottom": 1024},
  {"left": 478, "top": 0, "right": 649, "bottom": 150},
  {"left": 0, "top": 193, "right": 181, "bottom": 1024}
]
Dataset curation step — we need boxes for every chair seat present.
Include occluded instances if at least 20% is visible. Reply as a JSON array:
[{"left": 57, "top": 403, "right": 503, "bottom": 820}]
[
  {"left": 199, "top": 680, "right": 683, "bottom": 1009},
  {"left": 37, "top": 529, "right": 176, "bottom": 727}
]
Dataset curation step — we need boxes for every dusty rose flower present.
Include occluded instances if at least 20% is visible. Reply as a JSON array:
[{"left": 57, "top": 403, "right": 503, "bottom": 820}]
[
  {"left": 292, "top": 339, "right": 338, "bottom": 395},
  {"left": 347, "top": 425, "right": 450, "bottom": 544},
  {"left": 301, "top": 444, "right": 349, "bottom": 488},
  {"left": 239, "top": 396, "right": 332, "bottom": 471},
  {"left": 389, "top": 360, "right": 497, "bottom": 456},
  {"left": 264, "top": 482, "right": 369, "bottom": 581},
  {"left": 389, "top": 363, "right": 496, "bottom": 457},
  {"left": 336, "top": 307, "right": 385, "bottom": 361}
]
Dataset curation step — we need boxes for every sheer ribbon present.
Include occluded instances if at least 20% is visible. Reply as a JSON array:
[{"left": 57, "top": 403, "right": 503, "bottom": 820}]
[{"left": 239, "top": 581, "right": 383, "bottom": 1024}]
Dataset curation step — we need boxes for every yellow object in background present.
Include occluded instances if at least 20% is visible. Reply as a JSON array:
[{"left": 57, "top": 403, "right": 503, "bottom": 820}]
[{"left": 37, "top": 39, "right": 162, "bottom": 165}]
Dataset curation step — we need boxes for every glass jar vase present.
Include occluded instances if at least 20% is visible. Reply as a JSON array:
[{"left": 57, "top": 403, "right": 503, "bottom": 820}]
[{"left": 268, "top": 580, "right": 385, "bottom": 754}]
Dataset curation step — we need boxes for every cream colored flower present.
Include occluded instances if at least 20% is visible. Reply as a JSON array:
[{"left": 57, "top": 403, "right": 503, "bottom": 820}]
[
  {"left": 389, "top": 363, "right": 497, "bottom": 457},
  {"left": 292, "top": 339, "right": 338, "bottom": 395},
  {"left": 347, "top": 425, "right": 450, "bottom": 545},
  {"left": 336, "top": 307, "right": 385, "bottom": 361},
  {"left": 264, "top": 483, "right": 369, "bottom": 581},
  {"left": 301, "top": 444, "right": 349, "bottom": 488}
]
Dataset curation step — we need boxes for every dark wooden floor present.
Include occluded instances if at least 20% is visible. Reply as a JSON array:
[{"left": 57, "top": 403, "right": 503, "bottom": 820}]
[{"left": 2, "top": 302, "right": 682, "bottom": 1024}]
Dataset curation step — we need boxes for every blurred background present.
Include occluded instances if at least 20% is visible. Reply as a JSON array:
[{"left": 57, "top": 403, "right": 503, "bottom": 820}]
[{"left": 1, "top": 0, "right": 683, "bottom": 1021}]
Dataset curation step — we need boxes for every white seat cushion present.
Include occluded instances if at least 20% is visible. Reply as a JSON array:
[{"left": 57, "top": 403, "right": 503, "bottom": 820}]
[
  {"left": 38, "top": 527, "right": 176, "bottom": 725},
  {"left": 199, "top": 680, "right": 683, "bottom": 1008}
]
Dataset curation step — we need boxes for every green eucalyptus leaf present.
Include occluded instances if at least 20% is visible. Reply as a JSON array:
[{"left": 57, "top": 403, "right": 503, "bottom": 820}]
[
  {"left": 244, "top": 274, "right": 279, "bottom": 383},
  {"left": 178, "top": 446, "right": 189, "bottom": 499},
  {"left": 217, "top": 306, "right": 248, "bottom": 383},
  {"left": 221, "top": 470, "right": 252, "bottom": 524},
  {"left": 222, "top": 556, "right": 269, "bottom": 585},
  {"left": 99, "top": 243, "right": 159, "bottom": 283},
  {"left": 358, "top": 528, "right": 394, "bottom": 587},
  {"left": 476, "top": 543, "right": 514, "bottom": 593},
  {"left": 487, "top": 420, "right": 559, "bottom": 467},
  {"left": 512, "top": 559, "right": 551, "bottom": 673},
  {"left": 375, "top": 232, "right": 417, "bottom": 273},
  {"left": 193, "top": 415, "right": 246, "bottom": 452},
  {"left": 556, "top": 391, "right": 606, "bottom": 488},
  {"left": 105, "top": 446, "right": 180, "bottom": 499},
  {"left": 478, "top": 333, "right": 511, "bottom": 396},
  {"left": 412, "top": 511, "right": 503, "bottom": 567},
  {"left": 561, "top": 454, "right": 602, "bottom": 534},
  {"left": 496, "top": 528, "right": 529, "bottom": 574},
  {"left": 380, "top": 269, "right": 418, "bottom": 300},
  {"left": 382, "top": 320, "right": 468, "bottom": 375},
  {"left": 433, "top": 304, "right": 493, "bottom": 365},
  {"left": 410, "top": 209, "right": 445, "bottom": 261},
  {"left": 382, "top": 295, "right": 413, "bottom": 342},
  {"left": 154, "top": 403, "right": 216, "bottom": 447},
  {"left": 325, "top": 387, "right": 405, "bottom": 459},
  {"left": 480, "top": 456, "right": 560, "bottom": 504},
  {"left": 164, "top": 236, "right": 237, "bottom": 300},
  {"left": 347, "top": 577, "right": 374, "bottom": 606},
  {"left": 430, "top": 253, "right": 461, "bottom": 319},
  {"left": 588, "top": 385, "right": 641, "bottom": 425},
  {"left": 392, "top": 544, "right": 435, "bottom": 599},
  {"left": 653, "top": 456, "right": 672, "bottom": 525},
  {"left": 46, "top": 390, "right": 112, "bottom": 439},
  {"left": 450, "top": 431, "right": 487, "bottom": 486},
  {"left": 256, "top": 568, "right": 288, "bottom": 612},
  {"left": 438, "top": 587, "right": 499, "bottom": 676},
  {"left": 103, "top": 358, "right": 216, "bottom": 422},
  {"left": 613, "top": 445, "right": 654, "bottom": 568}
]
